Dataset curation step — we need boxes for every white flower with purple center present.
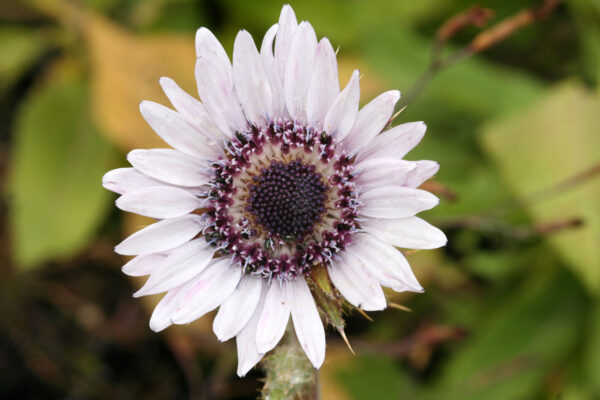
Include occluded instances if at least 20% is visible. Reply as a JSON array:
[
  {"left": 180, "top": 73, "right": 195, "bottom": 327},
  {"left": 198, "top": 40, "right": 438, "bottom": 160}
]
[{"left": 102, "top": 5, "right": 447, "bottom": 377}]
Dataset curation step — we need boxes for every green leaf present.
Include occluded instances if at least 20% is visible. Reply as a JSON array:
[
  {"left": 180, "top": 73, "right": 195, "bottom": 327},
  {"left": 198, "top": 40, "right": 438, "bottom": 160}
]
[
  {"left": 0, "top": 27, "right": 47, "bottom": 91},
  {"left": 223, "top": 0, "right": 451, "bottom": 48},
  {"left": 335, "top": 355, "right": 410, "bottom": 400},
  {"left": 585, "top": 301, "right": 600, "bottom": 396},
  {"left": 431, "top": 268, "right": 585, "bottom": 400},
  {"left": 482, "top": 82, "right": 600, "bottom": 293},
  {"left": 8, "top": 79, "right": 119, "bottom": 269},
  {"left": 568, "top": 0, "right": 600, "bottom": 86}
]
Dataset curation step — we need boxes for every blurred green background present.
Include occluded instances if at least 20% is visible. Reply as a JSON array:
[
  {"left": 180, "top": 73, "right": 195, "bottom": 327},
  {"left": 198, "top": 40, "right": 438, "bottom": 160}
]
[{"left": 1, "top": 0, "right": 600, "bottom": 399}]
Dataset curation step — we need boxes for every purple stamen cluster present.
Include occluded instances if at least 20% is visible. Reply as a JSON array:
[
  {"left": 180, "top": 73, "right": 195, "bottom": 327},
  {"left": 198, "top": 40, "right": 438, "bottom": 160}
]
[
  {"left": 205, "top": 120, "right": 359, "bottom": 280},
  {"left": 248, "top": 159, "right": 327, "bottom": 239}
]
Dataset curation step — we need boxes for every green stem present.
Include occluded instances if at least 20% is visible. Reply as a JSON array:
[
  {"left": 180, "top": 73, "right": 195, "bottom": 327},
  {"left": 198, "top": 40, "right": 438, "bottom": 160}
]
[{"left": 261, "top": 325, "right": 319, "bottom": 399}]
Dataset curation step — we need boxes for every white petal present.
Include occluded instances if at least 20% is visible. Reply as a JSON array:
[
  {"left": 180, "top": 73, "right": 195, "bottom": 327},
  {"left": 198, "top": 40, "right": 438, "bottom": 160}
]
[
  {"left": 275, "top": 5, "right": 298, "bottom": 77},
  {"left": 256, "top": 281, "right": 291, "bottom": 354},
  {"left": 171, "top": 258, "right": 242, "bottom": 324},
  {"left": 127, "top": 149, "right": 210, "bottom": 187},
  {"left": 354, "top": 158, "right": 416, "bottom": 190},
  {"left": 323, "top": 70, "right": 360, "bottom": 140},
  {"left": 353, "top": 233, "right": 424, "bottom": 293},
  {"left": 360, "top": 186, "right": 439, "bottom": 219},
  {"left": 261, "top": 24, "right": 286, "bottom": 120},
  {"left": 134, "top": 238, "right": 215, "bottom": 297},
  {"left": 159, "top": 77, "right": 226, "bottom": 141},
  {"left": 195, "top": 27, "right": 232, "bottom": 81},
  {"left": 405, "top": 160, "right": 440, "bottom": 188},
  {"left": 213, "top": 276, "right": 264, "bottom": 341},
  {"left": 236, "top": 291, "right": 267, "bottom": 377},
  {"left": 289, "top": 278, "right": 325, "bottom": 368},
  {"left": 284, "top": 21, "right": 317, "bottom": 123},
  {"left": 357, "top": 121, "right": 426, "bottom": 162},
  {"left": 192, "top": 34, "right": 247, "bottom": 140},
  {"left": 102, "top": 167, "right": 167, "bottom": 195},
  {"left": 342, "top": 90, "right": 401, "bottom": 154},
  {"left": 139, "top": 100, "right": 219, "bottom": 159},
  {"left": 103, "top": 167, "right": 204, "bottom": 197},
  {"left": 328, "top": 254, "right": 386, "bottom": 311},
  {"left": 115, "top": 214, "right": 204, "bottom": 256},
  {"left": 306, "top": 38, "right": 339, "bottom": 127},
  {"left": 261, "top": 24, "right": 278, "bottom": 71},
  {"left": 149, "top": 280, "right": 195, "bottom": 332},
  {"left": 116, "top": 186, "right": 203, "bottom": 219},
  {"left": 122, "top": 253, "right": 167, "bottom": 276},
  {"left": 233, "top": 30, "right": 273, "bottom": 126},
  {"left": 361, "top": 216, "right": 447, "bottom": 250},
  {"left": 195, "top": 57, "right": 248, "bottom": 137}
]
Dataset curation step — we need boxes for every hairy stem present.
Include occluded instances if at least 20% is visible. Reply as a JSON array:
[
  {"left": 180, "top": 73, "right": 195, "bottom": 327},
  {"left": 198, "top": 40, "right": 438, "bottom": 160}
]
[{"left": 261, "top": 326, "right": 318, "bottom": 400}]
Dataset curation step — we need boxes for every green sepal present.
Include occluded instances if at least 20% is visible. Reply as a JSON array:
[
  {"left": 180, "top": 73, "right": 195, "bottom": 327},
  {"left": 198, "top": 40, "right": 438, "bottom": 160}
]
[{"left": 307, "top": 265, "right": 345, "bottom": 331}]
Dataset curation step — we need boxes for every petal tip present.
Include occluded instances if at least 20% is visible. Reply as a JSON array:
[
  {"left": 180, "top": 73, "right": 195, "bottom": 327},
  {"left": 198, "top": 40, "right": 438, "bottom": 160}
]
[
  {"left": 149, "top": 322, "right": 166, "bottom": 333},
  {"left": 158, "top": 76, "right": 172, "bottom": 86},
  {"left": 101, "top": 169, "right": 119, "bottom": 191},
  {"left": 195, "top": 26, "right": 210, "bottom": 39},
  {"left": 114, "top": 244, "right": 128, "bottom": 256},
  {"left": 114, "top": 195, "right": 127, "bottom": 210},
  {"left": 437, "top": 231, "right": 448, "bottom": 247}
]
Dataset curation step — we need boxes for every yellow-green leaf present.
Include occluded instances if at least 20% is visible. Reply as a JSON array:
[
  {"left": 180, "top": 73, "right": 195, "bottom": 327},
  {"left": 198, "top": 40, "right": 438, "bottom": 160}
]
[
  {"left": 84, "top": 12, "right": 197, "bottom": 151},
  {"left": 8, "top": 78, "right": 118, "bottom": 268},
  {"left": 482, "top": 82, "right": 600, "bottom": 294}
]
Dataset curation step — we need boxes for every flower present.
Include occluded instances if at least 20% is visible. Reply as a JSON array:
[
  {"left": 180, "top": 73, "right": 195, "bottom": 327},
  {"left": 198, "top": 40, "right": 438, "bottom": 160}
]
[{"left": 102, "top": 4, "right": 446, "bottom": 377}]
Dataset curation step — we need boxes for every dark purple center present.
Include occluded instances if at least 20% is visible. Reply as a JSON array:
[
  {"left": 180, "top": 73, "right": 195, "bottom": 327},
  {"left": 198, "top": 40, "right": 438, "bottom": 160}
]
[{"left": 247, "top": 159, "right": 328, "bottom": 239}]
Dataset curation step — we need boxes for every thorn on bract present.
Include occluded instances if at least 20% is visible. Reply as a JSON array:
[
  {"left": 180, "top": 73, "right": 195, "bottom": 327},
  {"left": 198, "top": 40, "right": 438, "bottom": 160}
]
[
  {"left": 389, "top": 302, "right": 412, "bottom": 312},
  {"left": 357, "top": 308, "right": 373, "bottom": 322},
  {"left": 338, "top": 329, "right": 355, "bottom": 355},
  {"left": 403, "top": 249, "right": 421, "bottom": 256},
  {"left": 390, "top": 105, "right": 408, "bottom": 124}
]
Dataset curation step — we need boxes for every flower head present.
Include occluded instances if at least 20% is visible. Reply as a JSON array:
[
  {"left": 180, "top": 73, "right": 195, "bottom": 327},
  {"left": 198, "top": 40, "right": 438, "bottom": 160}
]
[{"left": 103, "top": 5, "right": 446, "bottom": 377}]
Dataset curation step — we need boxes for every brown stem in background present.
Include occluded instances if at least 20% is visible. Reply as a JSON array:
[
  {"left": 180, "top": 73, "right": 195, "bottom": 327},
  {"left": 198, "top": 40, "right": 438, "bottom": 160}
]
[
  {"left": 164, "top": 333, "right": 206, "bottom": 400},
  {"left": 440, "top": 215, "right": 584, "bottom": 240},
  {"left": 343, "top": 324, "right": 467, "bottom": 371},
  {"left": 532, "top": 217, "right": 584, "bottom": 235},
  {"left": 401, "top": 0, "right": 560, "bottom": 106},
  {"left": 468, "top": 0, "right": 559, "bottom": 54},
  {"left": 437, "top": 161, "right": 600, "bottom": 238},
  {"left": 435, "top": 6, "right": 495, "bottom": 45},
  {"left": 493, "top": 162, "right": 600, "bottom": 216},
  {"left": 419, "top": 180, "right": 458, "bottom": 202}
]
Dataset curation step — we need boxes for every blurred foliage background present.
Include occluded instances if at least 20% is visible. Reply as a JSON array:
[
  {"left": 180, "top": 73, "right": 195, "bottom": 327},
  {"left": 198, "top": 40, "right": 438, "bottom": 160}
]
[{"left": 1, "top": 0, "right": 599, "bottom": 399}]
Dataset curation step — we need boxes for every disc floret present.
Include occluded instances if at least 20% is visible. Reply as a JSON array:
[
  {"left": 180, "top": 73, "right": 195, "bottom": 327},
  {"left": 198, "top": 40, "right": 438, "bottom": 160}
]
[{"left": 205, "top": 120, "right": 359, "bottom": 280}]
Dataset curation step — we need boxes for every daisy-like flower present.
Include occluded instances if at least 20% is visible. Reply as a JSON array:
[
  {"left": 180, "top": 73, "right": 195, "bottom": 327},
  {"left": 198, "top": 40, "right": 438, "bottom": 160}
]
[{"left": 103, "top": 5, "right": 446, "bottom": 377}]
